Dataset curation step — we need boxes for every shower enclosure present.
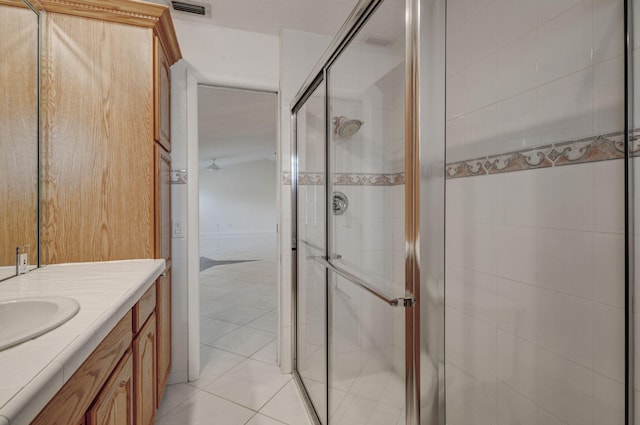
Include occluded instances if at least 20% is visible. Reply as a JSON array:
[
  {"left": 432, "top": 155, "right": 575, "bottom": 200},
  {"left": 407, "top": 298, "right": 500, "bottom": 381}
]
[{"left": 291, "top": 0, "right": 634, "bottom": 424}]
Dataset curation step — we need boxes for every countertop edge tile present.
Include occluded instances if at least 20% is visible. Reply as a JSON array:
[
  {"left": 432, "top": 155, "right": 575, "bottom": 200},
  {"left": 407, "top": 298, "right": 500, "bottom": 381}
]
[
  {"left": 0, "top": 259, "right": 165, "bottom": 424},
  {"left": 1, "top": 361, "right": 64, "bottom": 425}
]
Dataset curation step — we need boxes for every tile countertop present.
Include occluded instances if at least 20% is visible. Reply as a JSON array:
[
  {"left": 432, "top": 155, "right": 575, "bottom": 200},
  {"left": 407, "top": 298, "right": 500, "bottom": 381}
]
[{"left": 0, "top": 259, "right": 166, "bottom": 425}]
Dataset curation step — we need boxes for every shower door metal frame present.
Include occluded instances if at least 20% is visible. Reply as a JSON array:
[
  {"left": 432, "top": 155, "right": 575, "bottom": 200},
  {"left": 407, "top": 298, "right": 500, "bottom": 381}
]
[{"left": 289, "top": 0, "right": 446, "bottom": 424}]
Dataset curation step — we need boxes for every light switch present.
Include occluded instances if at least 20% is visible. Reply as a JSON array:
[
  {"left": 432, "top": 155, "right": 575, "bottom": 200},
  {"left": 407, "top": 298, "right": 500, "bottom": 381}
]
[{"left": 173, "top": 220, "right": 185, "bottom": 238}]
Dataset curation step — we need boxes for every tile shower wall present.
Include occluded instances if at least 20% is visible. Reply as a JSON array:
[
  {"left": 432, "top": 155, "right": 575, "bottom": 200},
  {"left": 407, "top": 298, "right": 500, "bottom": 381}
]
[
  {"left": 445, "top": 1, "right": 626, "bottom": 425},
  {"left": 446, "top": 0, "right": 624, "bottom": 162},
  {"left": 330, "top": 61, "right": 406, "bottom": 377},
  {"left": 446, "top": 161, "right": 626, "bottom": 425}
]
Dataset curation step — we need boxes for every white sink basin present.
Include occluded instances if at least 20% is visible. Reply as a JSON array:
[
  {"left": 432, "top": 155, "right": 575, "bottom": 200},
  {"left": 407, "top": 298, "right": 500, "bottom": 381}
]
[{"left": 0, "top": 297, "right": 80, "bottom": 351}]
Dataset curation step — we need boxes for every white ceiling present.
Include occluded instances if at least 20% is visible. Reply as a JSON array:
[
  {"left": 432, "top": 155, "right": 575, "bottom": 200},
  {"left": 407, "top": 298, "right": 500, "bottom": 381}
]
[
  {"left": 170, "top": 0, "right": 360, "bottom": 37},
  {"left": 197, "top": 86, "right": 277, "bottom": 168}
]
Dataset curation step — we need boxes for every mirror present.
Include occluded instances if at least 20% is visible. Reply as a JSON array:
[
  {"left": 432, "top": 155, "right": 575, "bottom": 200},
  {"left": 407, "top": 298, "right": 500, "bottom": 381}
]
[{"left": 0, "top": 0, "right": 40, "bottom": 281}]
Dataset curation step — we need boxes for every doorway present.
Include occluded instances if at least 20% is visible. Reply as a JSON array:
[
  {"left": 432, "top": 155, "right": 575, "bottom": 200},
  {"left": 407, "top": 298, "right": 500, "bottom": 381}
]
[{"left": 197, "top": 85, "right": 280, "bottom": 380}]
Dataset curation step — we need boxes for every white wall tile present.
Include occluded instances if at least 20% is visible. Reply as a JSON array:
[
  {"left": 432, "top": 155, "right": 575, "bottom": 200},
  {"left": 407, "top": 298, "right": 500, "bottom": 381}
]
[
  {"left": 460, "top": 222, "right": 497, "bottom": 275},
  {"left": 466, "top": 54, "right": 497, "bottom": 112},
  {"left": 495, "top": 226, "right": 537, "bottom": 285},
  {"left": 465, "top": 1, "right": 498, "bottom": 67},
  {"left": 445, "top": 307, "right": 469, "bottom": 370},
  {"left": 445, "top": 364, "right": 468, "bottom": 425},
  {"left": 538, "top": 289, "right": 593, "bottom": 368},
  {"left": 497, "top": 384, "right": 538, "bottom": 425},
  {"left": 636, "top": 391, "right": 640, "bottom": 423},
  {"left": 466, "top": 374, "right": 498, "bottom": 425},
  {"left": 593, "top": 0, "right": 624, "bottom": 63},
  {"left": 538, "top": 349, "right": 594, "bottom": 425},
  {"left": 495, "top": 89, "right": 539, "bottom": 153},
  {"left": 457, "top": 173, "right": 500, "bottom": 225},
  {"left": 594, "top": 158, "right": 625, "bottom": 233},
  {"left": 592, "top": 233, "right": 625, "bottom": 308},
  {"left": 446, "top": 24, "right": 466, "bottom": 78},
  {"left": 537, "top": 69, "right": 594, "bottom": 145},
  {"left": 592, "top": 303, "right": 625, "bottom": 382},
  {"left": 465, "top": 0, "right": 497, "bottom": 21},
  {"left": 496, "top": 278, "right": 538, "bottom": 342},
  {"left": 468, "top": 105, "right": 498, "bottom": 157},
  {"left": 447, "top": 268, "right": 497, "bottom": 325},
  {"left": 496, "top": 168, "right": 538, "bottom": 227},
  {"left": 463, "top": 311, "right": 498, "bottom": 377},
  {"left": 536, "top": 229, "right": 594, "bottom": 299},
  {"left": 593, "top": 373, "right": 625, "bottom": 425},
  {"left": 593, "top": 56, "right": 625, "bottom": 135},
  {"left": 447, "top": 71, "right": 467, "bottom": 120},
  {"left": 538, "top": 0, "right": 586, "bottom": 26},
  {"left": 538, "top": 409, "right": 570, "bottom": 425},
  {"left": 635, "top": 157, "right": 640, "bottom": 237},
  {"left": 446, "top": 115, "right": 473, "bottom": 162},
  {"left": 496, "top": 32, "right": 538, "bottom": 101},
  {"left": 538, "top": 1, "right": 593, "bottom": 84},
  {"left": 536, "top": 163, "right": 594, "bottom": 231},
  {"left": 497, "top": 331, "right": 538, "bottom": 401},
  {"left": 495, "top": 0, "right": 538, "bottom": 48}
]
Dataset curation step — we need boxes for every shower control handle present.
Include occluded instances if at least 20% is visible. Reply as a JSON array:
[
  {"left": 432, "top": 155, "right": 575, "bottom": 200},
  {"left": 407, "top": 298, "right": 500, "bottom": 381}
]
[{"left": 332, "top": 192, "right": 348, "bottom": 215}]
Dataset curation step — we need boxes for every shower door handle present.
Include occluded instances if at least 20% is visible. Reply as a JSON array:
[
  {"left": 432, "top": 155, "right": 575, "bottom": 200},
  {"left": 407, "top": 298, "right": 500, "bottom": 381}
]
[
  {"left": 311, "top": 255, "right": 415, "bottom": 308},
  {"left": 299, "top": 239, "right": 342, "bottom": 259}
]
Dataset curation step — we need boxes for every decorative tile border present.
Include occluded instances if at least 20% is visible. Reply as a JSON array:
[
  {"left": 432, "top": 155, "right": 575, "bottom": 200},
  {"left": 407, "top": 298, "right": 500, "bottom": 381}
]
[
  {"left": 170, "top": 170, "right": 187, "bottom": 184},
  {"left": 282, "top": 172, "right": 405, "bottom": 186},
  {"left": 446, "top": 131, "right": 640, "bottom": 179},
  {"left": 282, "top": 131, "right": 640, "bottom": 184}
]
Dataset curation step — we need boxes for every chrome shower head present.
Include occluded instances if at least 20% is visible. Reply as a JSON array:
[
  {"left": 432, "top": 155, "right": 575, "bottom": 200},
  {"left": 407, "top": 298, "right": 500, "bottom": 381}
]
[{"left": 333, "top": 116, "right": 363, "bottom": 138}]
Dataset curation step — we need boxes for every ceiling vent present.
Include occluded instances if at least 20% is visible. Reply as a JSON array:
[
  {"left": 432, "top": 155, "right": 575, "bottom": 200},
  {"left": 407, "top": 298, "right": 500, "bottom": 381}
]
[
  {"left": 171, "top": 0, "right": 211, "bottom": 17},
  {"left": 363, "top": 37, "right": 394, "bottom": 48}
]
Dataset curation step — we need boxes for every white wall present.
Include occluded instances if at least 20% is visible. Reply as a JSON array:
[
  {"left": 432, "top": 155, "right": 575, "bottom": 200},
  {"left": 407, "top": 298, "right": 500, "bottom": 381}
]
[
  {"left": 173, "top": 18, "right": 280, "bottom": 91},
  {"left": 169, "top": 60, "right": 200, "bottom": 384},
  {"left": 199, "top": 159, "right": 277, "bottom": 236}
]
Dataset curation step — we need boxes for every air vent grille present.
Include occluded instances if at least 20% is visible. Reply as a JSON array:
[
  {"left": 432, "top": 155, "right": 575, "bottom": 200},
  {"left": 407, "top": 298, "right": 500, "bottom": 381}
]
[
  {"left": 171, "top": 0, "right": 211, "bottom": 17},
  {"left": 364, "top": 37, "right": 394, "bottom": 47}
]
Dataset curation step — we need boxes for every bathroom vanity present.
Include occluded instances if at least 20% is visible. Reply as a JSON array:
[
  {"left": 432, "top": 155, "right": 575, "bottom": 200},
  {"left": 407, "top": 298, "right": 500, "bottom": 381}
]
[
  {"left": 0, "top": 0, "right": 181, "bottom": 421},
  {"left": 0, "top": 260, "right": 165, "bottom": 425}
]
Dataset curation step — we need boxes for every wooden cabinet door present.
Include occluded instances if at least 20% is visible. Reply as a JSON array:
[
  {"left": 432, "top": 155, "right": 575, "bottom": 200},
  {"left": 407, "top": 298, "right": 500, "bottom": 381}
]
[
  {"left": 156, "top": 269, "right": 171, "bottom": 404},
  {"left": 87, "top": 351, "right": 134, "bottom": 425},
  {"left": 32, "top": 312, "right": 133, "bottom": 425},
  {"left": 41, "top": 13, "right": 154, "bottom": 264},
  {"left": 154, "top": 36, "right": 171, "bottom": 152},
  {"left": 134, "top": 314, "right": 156, "bottom": 425},
  {"left": 155, "top": 145, "right": 171, "bottom": 262}
]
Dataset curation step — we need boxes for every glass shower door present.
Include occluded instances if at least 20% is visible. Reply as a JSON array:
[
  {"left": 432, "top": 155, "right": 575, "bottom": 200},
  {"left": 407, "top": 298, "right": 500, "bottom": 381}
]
[
  {"left": 296, "top": 82, "right": 328, "bottom": 424},
  {"left": 326, "top": 0, "right": 408, "bottom": 422}
]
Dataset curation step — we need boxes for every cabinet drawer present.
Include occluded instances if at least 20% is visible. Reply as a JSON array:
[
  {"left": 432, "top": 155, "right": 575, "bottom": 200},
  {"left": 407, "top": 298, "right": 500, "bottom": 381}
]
[
  {"left": 32, "top": 311, "right": 133, "bottom": 425},
  {"left": 133, "top": 283, "right": 156, "bottom": 333}
]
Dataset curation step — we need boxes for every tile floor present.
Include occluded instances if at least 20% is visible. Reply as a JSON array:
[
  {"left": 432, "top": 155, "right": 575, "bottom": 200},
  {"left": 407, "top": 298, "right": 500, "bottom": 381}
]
[{"left": 156, "top": 234, "right": 313, "bottom": 425}]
